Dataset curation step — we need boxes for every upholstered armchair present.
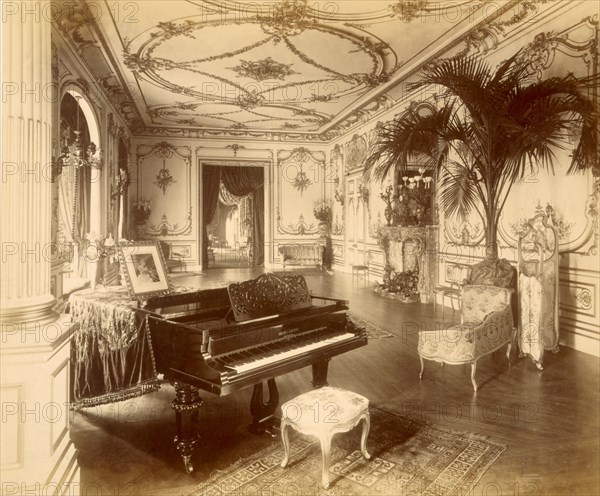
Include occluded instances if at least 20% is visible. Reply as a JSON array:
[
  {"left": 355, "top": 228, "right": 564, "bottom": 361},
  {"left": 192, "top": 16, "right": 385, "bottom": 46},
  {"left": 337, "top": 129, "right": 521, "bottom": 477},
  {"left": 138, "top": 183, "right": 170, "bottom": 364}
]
[
  {"left": 418, "top": 285, "right": 514, "bottom": 392},
  {"left": 159, "top": 241, "right": 184, "bottom": 273}
]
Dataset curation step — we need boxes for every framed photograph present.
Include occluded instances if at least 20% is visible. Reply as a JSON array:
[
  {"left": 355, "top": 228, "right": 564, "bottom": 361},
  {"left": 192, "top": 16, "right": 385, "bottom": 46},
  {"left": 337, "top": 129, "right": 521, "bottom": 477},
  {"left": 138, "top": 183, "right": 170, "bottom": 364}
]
[{"left": 118, "top": 241, "right": 173, "bottom": 299}]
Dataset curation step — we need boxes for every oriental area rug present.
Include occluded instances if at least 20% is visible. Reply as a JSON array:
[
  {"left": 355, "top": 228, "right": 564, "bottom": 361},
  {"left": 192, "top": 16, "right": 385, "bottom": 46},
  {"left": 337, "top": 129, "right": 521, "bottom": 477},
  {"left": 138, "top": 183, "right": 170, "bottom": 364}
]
[{"left": 183, "top": 408, "right": 505, "bottom": 496}]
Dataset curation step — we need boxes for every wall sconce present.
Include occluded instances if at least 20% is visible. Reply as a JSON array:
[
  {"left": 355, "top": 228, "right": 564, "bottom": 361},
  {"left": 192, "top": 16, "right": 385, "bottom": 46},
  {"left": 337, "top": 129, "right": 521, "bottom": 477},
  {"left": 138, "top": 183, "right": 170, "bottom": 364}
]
[{"left": 357, "top": 182, "right": 369, "bottom": 204}]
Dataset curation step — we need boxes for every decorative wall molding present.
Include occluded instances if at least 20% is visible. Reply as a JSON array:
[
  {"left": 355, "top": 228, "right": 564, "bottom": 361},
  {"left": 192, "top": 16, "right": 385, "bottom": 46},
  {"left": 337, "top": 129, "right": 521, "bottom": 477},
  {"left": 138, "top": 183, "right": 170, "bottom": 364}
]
[
  {"left": 137, "top": 142, "right": 193, "bottom": 237},
  {"left": 144, "top": 209, "right": 193, "bottom": 237},
  {"left": 276, "top": 210, "right": 318, "bottom": 236},
  {"left": 344, "top": 134, "right": 368, "bottom": 172},
  {"left": 275, "top": 148, "right": 324, "bottom": 236}
]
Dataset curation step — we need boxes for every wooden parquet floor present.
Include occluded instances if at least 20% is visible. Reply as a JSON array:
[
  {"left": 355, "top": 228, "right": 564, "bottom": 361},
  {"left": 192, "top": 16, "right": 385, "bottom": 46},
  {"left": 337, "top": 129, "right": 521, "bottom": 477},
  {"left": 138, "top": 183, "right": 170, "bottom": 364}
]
[{"left": 70, "top": 269, "right": 600, "bottom": 496}]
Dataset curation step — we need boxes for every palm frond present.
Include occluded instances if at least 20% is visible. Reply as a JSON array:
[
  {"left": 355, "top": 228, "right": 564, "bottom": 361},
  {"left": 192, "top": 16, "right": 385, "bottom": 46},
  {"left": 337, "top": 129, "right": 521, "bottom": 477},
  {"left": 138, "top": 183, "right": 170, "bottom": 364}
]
[
  {"left": 438, "top": 160, "right": 481, "bottom": 221},
  {"left": 363, "top": 46, "right": 597, "bottom": 250},
  {"left": 363, "top": 105, "right": 456, "bottom": 182}
]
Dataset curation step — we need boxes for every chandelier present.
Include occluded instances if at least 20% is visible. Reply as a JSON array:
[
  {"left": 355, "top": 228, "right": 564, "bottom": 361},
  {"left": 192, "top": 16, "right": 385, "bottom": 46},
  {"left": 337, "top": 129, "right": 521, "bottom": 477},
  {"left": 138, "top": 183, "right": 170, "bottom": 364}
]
[{"left": 56, "top": 97, "right": 102, "bottom": 176}]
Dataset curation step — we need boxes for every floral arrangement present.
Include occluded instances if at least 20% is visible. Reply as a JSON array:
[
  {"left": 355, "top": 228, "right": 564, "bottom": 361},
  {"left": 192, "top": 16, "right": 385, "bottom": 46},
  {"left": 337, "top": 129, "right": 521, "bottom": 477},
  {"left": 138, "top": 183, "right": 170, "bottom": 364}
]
[
  {"left": 133, "top": 198, "right": 152, "bottom": 225},
  {"left": 83, "top": 232, "right": 116, "bottom": 262},
  {"left": 313, "top": 199, "right": 333, "bottom": 225},
  {"left": 373, "top": 265, "right": 419, "bottom": 302}
]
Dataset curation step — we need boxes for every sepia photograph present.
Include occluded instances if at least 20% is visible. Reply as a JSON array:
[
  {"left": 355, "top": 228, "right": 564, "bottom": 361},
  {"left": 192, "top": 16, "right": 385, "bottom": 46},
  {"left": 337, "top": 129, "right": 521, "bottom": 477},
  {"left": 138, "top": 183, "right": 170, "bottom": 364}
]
[
  {"left": 1, "top": 1, "right": 599, "bottom": 495},
  {"left": 119, "top": 241, "right": 172, "bottom": 297}
]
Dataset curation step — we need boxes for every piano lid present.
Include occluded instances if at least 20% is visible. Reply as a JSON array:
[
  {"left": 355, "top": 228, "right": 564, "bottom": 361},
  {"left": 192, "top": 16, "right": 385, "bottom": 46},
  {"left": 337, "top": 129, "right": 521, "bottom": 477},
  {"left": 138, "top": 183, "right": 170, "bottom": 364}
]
[{"left": 227, "top": 273, "right": 312, "bottom": 323}]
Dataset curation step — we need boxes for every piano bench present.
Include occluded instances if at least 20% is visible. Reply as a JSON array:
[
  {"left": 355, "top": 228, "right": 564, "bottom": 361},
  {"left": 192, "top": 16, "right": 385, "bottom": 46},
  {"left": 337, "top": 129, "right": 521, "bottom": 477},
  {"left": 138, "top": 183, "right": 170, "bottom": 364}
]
[{"left": 280, "top": 387, "right": 371, "bottom": 489}]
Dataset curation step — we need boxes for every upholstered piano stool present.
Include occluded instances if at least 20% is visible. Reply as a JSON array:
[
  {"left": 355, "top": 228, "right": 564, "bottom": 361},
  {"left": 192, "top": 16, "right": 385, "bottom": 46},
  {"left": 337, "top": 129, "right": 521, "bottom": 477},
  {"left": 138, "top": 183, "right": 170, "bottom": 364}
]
[{"left": 280, "top": 387, "right": 370, "bottom": 489}]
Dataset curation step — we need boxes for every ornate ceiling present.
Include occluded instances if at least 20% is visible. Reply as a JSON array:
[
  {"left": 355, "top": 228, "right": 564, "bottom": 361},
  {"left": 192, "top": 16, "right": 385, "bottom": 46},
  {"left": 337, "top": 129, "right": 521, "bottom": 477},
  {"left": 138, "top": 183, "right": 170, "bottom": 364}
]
[{"left": 54, "top": 0, "right": 558, "bottom": 140}]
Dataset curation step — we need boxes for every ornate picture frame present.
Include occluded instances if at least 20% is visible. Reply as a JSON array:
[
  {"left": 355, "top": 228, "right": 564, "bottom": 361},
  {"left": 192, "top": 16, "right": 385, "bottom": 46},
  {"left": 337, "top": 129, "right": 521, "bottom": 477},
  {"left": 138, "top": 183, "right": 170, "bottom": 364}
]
[{"left": 117, "top": 240, "right": 173, "bottom": 299}]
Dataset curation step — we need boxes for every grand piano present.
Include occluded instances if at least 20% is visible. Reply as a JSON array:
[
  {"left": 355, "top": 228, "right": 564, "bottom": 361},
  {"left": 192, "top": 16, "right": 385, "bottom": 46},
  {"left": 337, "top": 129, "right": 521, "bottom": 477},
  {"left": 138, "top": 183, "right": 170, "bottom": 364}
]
[{"left": 143, "top": 273, "right": 367, "bottom": 473}]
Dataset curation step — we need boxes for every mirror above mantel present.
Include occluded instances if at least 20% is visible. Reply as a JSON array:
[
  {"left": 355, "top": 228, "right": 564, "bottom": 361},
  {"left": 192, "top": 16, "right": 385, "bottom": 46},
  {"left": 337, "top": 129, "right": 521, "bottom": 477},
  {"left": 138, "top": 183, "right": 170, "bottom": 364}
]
[{"left": 379, "top": 167, "right": 435, "bottom": 228}]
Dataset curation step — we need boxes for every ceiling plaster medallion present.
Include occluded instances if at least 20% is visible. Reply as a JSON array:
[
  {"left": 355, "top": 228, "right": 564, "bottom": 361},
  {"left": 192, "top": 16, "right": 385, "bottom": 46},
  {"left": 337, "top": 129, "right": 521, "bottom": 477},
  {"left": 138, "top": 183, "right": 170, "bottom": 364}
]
[{"left": 230, "top": 57, "right": 299, "bottom": 81}]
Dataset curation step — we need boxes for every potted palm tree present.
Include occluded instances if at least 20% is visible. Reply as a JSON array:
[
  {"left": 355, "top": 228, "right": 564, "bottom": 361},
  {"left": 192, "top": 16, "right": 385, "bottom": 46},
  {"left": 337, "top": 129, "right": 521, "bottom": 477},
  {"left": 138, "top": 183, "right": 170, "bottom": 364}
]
[{"left": 364, "top": 49, "right": 597, "bottom": 284}]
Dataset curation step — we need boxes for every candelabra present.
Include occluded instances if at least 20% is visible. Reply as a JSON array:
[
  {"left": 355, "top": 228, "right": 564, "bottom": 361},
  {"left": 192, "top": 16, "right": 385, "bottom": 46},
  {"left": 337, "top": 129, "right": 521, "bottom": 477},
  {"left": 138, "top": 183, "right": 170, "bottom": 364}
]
[{"left": 379, "top": 185, "right": 397, "bottom": 226}]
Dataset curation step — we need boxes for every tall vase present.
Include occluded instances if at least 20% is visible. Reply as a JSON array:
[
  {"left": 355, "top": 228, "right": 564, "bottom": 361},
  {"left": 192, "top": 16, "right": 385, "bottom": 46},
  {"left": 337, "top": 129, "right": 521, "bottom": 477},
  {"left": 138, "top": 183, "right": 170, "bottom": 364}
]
[
  {"left": 384, "top": 207, "right": 393, "bottom": 226},
  {"left": 86, "top": 260, "right": 98, "bottom": 290}
]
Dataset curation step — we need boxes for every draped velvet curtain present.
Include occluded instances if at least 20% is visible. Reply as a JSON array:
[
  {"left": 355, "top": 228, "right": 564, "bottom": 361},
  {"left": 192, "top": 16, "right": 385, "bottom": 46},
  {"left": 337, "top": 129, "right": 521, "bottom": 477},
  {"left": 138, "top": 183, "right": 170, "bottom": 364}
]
[
  {"left": 202, "top": 164, "right": 264, "bottom": 267},
  {"left": 202, "top": 165, "right": 222, "bottom": 267},
  {"left": 118, "top": 140, "right": 129, "bottom": 239},
  {"left": 61, "top": 94, "right": 92, "bottom": 277}
]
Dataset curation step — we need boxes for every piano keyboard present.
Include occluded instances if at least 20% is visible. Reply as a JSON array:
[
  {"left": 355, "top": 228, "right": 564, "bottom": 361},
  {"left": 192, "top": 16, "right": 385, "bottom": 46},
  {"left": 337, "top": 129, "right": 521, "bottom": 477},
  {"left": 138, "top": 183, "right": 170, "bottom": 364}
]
[{"left": 221, "top": 332, "right": 356, "bottom": 374}]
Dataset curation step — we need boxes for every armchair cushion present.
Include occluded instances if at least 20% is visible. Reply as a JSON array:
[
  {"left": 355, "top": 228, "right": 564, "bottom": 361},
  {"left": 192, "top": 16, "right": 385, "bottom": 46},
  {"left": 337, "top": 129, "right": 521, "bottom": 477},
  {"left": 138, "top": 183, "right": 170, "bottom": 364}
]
[
  {"left": 461, "top": 285, "right": 512, "bottom": 324},
  {"left": 418, "top": 284, "right": 514, "bottom": 391},
  {"left": 159, "top": 241, "right": 183, "bottom": 273},
  {"left": 419, "top": 304, "right": 513, "bottom": 363}
]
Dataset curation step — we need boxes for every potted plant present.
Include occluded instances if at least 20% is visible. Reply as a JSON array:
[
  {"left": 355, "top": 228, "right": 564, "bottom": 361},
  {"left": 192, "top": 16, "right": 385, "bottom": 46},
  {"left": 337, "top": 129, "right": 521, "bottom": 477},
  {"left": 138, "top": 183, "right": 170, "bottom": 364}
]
[
  {"left": 313, "top": 199, "right": 333, "bottom": 224},
  {"left": 364, "top": 49, "right": 597, "bottom": 285},
  {"left": 314, "top": 199, "right": 334, "bottom": 270}
]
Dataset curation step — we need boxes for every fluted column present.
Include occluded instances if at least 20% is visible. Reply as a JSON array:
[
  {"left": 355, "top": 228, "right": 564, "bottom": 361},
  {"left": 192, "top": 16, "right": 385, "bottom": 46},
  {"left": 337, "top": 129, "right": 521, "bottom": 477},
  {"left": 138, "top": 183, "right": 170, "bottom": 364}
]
[
  {"left": 1, "top": 0, "right": 57, "bottom": 325},
  {"left": 1, "top": 5, "right": 80, "bottom": 493}
]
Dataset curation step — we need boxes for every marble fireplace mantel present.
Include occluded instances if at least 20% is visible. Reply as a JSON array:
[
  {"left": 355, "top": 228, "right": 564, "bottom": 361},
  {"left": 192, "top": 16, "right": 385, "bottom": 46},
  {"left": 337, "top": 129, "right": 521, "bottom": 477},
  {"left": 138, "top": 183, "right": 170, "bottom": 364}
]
[{"left": 376, "top": 225, "right": 437, "bottom": 303}]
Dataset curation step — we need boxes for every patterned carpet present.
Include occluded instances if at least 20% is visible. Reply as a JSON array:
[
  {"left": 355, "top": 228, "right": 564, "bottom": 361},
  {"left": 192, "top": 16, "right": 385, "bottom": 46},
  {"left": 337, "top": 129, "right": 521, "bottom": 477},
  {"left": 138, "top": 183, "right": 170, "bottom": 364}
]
[
  {"left": 182, "top": 408, "right": 505, "bottom": 496},
  {"left": 348, "top": 311, "right": 396, "bottom": 339}
]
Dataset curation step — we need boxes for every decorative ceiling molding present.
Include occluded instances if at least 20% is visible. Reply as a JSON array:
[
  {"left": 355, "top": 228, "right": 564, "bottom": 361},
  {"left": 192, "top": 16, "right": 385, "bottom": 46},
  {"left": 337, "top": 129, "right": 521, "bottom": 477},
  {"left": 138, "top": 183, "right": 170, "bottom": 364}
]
[
  {"left": 51, "top": 0, "right": 588, "bottom": 142},
  {"left": 51, "top": 0, "right": 145, "bottom": 132}
]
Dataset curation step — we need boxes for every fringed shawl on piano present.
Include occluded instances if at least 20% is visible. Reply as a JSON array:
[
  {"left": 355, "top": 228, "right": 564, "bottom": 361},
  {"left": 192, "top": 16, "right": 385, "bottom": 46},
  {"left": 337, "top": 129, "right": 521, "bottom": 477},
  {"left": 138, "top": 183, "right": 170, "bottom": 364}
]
[{"left": 68, "top": 287, "right": 161, "bottom": 409}]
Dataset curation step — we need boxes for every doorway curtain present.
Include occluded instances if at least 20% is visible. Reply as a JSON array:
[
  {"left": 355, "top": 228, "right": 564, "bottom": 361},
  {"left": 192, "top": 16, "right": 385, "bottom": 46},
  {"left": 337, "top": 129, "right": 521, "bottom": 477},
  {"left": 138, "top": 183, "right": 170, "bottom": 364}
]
[{"left": 202, "top": 164, "right": 264, "bottom": 267}]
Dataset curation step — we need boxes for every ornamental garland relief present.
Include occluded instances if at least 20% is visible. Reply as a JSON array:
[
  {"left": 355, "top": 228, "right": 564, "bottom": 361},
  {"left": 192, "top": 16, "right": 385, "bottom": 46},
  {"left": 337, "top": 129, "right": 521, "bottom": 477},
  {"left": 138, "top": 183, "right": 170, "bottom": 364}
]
[
  {"left": 121, "top": 3, "right": 392, "bottom": 133},
  {"left": 136, "top": 142, "right": 193, "bottom": 237},
  {"left": 276, "top": 148, "right": 324, "bottom": 235}
]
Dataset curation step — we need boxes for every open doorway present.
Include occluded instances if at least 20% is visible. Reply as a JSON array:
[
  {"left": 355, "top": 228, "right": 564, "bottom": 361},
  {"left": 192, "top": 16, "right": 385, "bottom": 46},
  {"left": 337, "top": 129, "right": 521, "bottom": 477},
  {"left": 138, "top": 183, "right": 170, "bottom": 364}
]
[
  {"left": 202, "top": 164, "right": 265, "bottom": 269},
  {"left": 207, "top": 185, "right": 254, "bottom": 267}
]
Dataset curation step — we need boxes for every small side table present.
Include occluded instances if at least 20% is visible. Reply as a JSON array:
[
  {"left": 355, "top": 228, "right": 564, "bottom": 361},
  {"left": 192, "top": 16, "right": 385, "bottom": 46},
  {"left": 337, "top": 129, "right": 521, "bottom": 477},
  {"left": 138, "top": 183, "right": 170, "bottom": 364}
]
[{"left": 280, "top": 387, "right": 370, "bottom": 489}]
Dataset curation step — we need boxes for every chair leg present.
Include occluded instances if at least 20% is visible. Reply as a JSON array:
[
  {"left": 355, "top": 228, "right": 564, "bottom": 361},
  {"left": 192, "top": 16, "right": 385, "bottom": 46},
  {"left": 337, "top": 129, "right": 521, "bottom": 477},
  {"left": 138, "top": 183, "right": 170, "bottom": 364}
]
[
  {"left": 360, "top": 412, "right": 371, "bottom": 460},
  {"left": 319, "top": 434, "right": 333, "bottom": 489},
  {"left": 280, "top": 420, "right": 291, "bottom": 468},
  {"left": 506, "top": 342, "right": 512, "bottom": 364},
  {"left": 470, "top": 361, "right": 478, "bottom": 392},
  {"left": 419, "top": 355, "right": 424, "bottom": 379}
]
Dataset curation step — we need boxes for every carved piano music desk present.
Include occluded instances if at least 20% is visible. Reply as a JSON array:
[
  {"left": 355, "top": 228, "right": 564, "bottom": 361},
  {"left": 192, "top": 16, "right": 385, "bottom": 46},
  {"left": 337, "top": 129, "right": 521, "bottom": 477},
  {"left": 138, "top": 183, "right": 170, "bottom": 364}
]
[{"left": 144, "top": 273, "right": 368, "bottom": 473}]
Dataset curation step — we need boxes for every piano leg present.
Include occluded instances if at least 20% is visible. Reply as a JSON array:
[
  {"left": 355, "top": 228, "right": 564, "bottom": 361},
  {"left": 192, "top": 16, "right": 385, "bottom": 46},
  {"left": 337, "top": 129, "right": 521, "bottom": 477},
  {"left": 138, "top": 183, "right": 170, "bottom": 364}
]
[
  {"left": 249, "top": 378, "right": 279, "bottom": 436},
  {"left": 311, "top": 359, "right": 330, "bottom": 388},
  {"left": 171, "top": 381, "right": 202, "bottom": 474}
]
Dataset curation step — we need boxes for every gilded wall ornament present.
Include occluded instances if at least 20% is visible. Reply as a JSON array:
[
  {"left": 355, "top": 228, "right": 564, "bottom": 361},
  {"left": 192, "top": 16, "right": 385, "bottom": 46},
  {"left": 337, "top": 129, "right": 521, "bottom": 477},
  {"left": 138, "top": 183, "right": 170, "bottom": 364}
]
[
  {"left": 226, "top": 144, "right": 246, "bottom": 157},
  {"left": 292, "top": 165, "right": 312, "bottom": 195},
  {"left": 575, "top": 289, "right": 592, "bottom": 310},
  {"left": 150, "top": 142, "right": 178, "bottom": 194},
  {"left": 142, "top": 209, "right": 193, "bottom": 237},
  {"left": 276, "top": 210, "right": 318, "bottom": 235},
  {"left": 154, "top": 167, "right": 176, "bottom": 194},
  {"left": 346, "top": 134, "right": 368, "bottom": 171}
]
